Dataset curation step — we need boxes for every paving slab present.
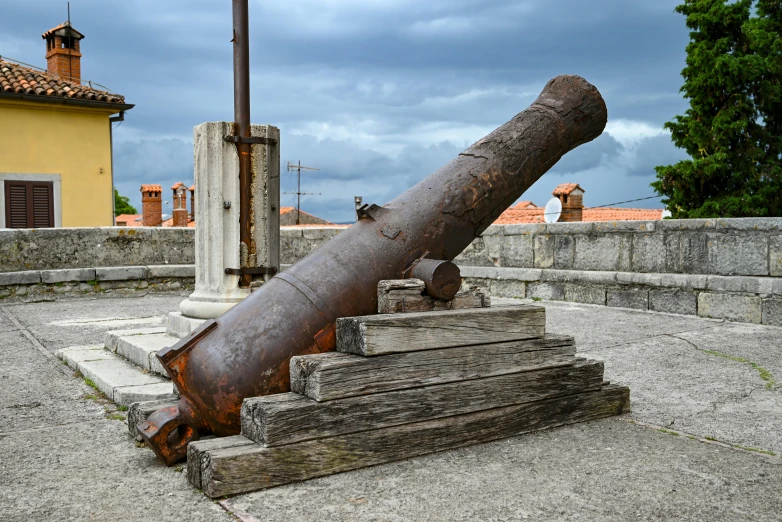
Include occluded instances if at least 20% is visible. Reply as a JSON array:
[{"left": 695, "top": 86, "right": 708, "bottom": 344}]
[
  {"left": 223, "top": 418, "right": 782, "bottom": 522},
  {"left": 3, "top": 295, "right": 782, "bottom": 521},
  {"left": 494, "top": 298, "right": 723, "bottom": 350},
  {"left": 0, "top": 332, "right": 103, "bottom": 434},
  {"left": 581, "top": 335, "right": 782, "bottom": 455},
  {"left": 112, "top": 332, "right": 177, "bottom": 375},
  {"left": 0, "top": 420, "right": 233, "bottom": 522},
  {"left": 56, "top": 346, "right": 175, "bottom": 406},
  {"left": 6, "top": 295, "right": 183, "bottom": 353}
]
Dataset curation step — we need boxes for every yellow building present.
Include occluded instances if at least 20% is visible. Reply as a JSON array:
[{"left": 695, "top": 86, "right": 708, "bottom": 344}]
[{"left": 0, "top": 22, "right": 133, "bottom": 228}]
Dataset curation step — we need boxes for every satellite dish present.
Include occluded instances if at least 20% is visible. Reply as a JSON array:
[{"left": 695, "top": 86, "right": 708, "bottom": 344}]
[{"left": 543, "top": 197, "right": 562, "bottom": 223}]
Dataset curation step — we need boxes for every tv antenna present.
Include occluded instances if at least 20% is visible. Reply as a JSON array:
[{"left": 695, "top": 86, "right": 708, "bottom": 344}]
[{"left": 284, "top": 161, "right": 321, "bottom": 225}]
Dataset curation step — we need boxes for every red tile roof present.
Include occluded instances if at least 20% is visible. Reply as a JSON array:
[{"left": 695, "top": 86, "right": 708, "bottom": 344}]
[
  {"left": 493, "top": 202, "right": 664, "bottom": 225},
  {"left": 494, "top": 207, "right": 546, "bottom": 224},
  {"left": 171, "top": 182, "right": 186, "bottom": 191},
  {"left": 513, "top": 201, "right": 538, "bottom": 209},
  {"left": 115, "top": 214, "right": 143, "bottom": 227},
  {"left": 583, "top": 208, "right": 664, "bottom": 221},
  {"left": 140, "top": 184, "right": 162, "bottom": 192},
  {"left": 552, "top": 183, "right": 585, "bottom": 196},
  {"left": 0, "top": 58, "right": 127, "bottom": 105},
  {"left": 161, "top": 216, "right": 196, "bottom": 228}
]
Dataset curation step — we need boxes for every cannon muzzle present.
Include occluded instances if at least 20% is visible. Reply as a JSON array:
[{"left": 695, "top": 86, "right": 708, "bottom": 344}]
[{"left": 140, "top": 75, "right": 608, "bottom": 463}]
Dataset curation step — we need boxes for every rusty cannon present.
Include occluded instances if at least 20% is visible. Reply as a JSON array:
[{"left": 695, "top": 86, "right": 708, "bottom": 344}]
[{"left": 139, "top": 75, "right": 608, "bottom": 464}]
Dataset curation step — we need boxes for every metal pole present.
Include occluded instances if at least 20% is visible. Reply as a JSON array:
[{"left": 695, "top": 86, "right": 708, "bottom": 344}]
[
  {"left": 297, "top": 160, "right": 301, "bottom": 225},
  {"left": 232, "top": 0, "right": 252, "bottom": 287}
]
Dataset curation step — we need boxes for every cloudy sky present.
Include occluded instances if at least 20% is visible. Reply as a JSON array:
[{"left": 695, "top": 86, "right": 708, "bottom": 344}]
[{"left": 3, "top": 0, "right": 691, "bottom": 222}]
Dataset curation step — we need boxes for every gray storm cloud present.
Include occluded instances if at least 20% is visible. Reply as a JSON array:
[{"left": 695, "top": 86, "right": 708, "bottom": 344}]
[{"left": 3, "top": 0, "right": 690, "bottom": 222}]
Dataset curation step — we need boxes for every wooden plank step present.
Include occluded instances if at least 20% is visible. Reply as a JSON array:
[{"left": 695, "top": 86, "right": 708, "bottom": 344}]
[
  {"left": 337, "top": 305, "right": 545, "bottom": 356},
  {"left": 190, "top": 384, "right": 630, "bottom": 498},
  {"left": 291, "top": 334, "right": 576, "bottom": 401},
  {"left": 187, "top": 436, "right": 256, "bottom": 489},
  {"left": 245, "top": 359, "right": 605, "bottom": 447}
]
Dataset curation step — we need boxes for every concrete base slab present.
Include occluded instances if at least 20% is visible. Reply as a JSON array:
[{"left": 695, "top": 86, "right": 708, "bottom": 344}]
[
  {"left": 56, "top": 346, "right": 175, "bottom": 406},
  {"left": 166, "top": 311, "right": 206, "bottom": 338},
  {"left": 179, "top": 297, "right": 242, "bottom": 320}
]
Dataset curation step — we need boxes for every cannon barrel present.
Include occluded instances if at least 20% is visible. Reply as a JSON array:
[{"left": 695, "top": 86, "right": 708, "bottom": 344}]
[{"left": 139, "top": 75, "right": 608, "bottom": 464}]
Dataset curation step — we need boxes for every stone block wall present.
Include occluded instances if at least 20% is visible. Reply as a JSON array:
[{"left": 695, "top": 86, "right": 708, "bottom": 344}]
[
  {"left": 278, "top": 219, "right": 782, "bottom": 326},
  {"left": 454, "top": 218, "right": 782, "bottom": 277},
  {"left": 0, "top": 227, "right": 194, "bottom": 272},
  {"left": 2, "top": 220, "right": 782, "bottom": 325}
]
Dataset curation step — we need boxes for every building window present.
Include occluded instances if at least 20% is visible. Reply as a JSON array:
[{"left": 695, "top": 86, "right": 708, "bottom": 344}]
[{"left": 4, "top": 180, "right": 54, "bottom": 228}]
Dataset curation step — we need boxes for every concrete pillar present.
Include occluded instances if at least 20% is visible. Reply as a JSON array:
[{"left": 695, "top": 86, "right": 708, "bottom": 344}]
[{"left": 179, "top": 121, "right": 280, "bottom": 319}]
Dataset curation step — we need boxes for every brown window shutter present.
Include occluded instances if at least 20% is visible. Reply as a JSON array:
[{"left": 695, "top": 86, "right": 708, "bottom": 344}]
[
  {"left": 31, "top": 183, "right": 54, "bottom": 228},
  {"left": 4, "top": 180, "right": 54, "bottom": 228}
]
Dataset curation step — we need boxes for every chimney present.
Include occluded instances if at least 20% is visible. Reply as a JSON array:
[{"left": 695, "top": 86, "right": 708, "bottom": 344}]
[
  {"left": 354, "top": 196, "right": 363, "bottom": 222},
  {"left": 189, "top": 185, "right": 195, "bottom": 221},
  {"left": 172, "top": 182, "right": 189, "bottom": 227},
  {"left": 552, "top": 183, "right": 584, "bottom": 222},
  {"left": 42, "top": 22, "right": 85, "bottom": 83},
  {"left": 140, "top": 184, "right": 162, "bottom": 227}
]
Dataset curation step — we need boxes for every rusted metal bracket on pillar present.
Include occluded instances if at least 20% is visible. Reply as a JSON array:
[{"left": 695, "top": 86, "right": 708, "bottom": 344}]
[
  {"left": 224, "top": 267, "right": 278, "bottom": 276},
  {"left": 223, "top": 135, "right": 278, "bottom": 146}
]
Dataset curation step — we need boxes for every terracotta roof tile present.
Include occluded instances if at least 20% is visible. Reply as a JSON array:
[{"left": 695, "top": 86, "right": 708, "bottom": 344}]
[
  {"left": 0, "top": 58, "right": 126, "bottom": 105},
  {"left": 189, "top": 185, "right": 195, "bottom": 192},
  {"left": 280, "top": 206, "right": 295, "bottom": 215},
  {"left": 171, "top": 182, "right": 186, "bottom": 190},
  {"left": 552, "top": 183, "right": 584, "bottom": 196},
  {"left": 513, "top": 201, "right": 538, "bottom": 209},
  {"left": 161, "top": 217, "right": 196, "bottom": 228},
  {"left": 114, "top": 214, "right": 143, "bottom": 227},
  {"left": 493, "top": 207, "right": 546, "bottom": 224},
  {"left": 493, "top": 205, "right": 663, "bottom": 225},
  {"left": 140, "top": 184, "right": 162, "bottom": 192},
  {"left": 583, "top": 208, "right": 664, "bottom": 221}
]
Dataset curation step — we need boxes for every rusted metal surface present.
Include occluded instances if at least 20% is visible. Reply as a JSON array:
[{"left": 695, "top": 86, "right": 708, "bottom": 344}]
[
  {"left": 232, "top": 0, "right": 253, "bottom": 287},
  {"left": 138, "top": 404, "right": 199, "bottom": 466},
  {"left": 141, "top": 75, "right": 608, "bottom": 464},
  {"left": 410, "top": 259, "right": 461, "bottom": 300}
]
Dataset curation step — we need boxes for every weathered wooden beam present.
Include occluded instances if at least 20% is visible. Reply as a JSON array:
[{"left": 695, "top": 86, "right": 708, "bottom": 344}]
[
  {"left": 377, "top": 279, "right": 490, "bottom": 314},
  {"left": 243, "top": 359, "right": 604, "bottom": 446},
  {"left": 127, "top": 399, "right": 178, "bottom": 441},
  {"left": 291, "top": 334, "right": 576, "bottom": 401},
  {"left": 337, "top": 306, "right": 545, "bottom": 356},
  {"left": 192, "top": 384, "right": 630, "bottom": 498},
  {"left": 187, "top": 435, "right": 256, "bottom": 490}
]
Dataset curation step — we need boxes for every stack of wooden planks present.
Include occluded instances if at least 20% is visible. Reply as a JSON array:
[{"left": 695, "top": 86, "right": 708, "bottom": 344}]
[{"left": 186, "top": 303, "right": 630, "bottom": 498}]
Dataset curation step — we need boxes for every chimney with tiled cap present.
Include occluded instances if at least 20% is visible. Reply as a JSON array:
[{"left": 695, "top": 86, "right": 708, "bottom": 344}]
[
  {"left": 140, "top": 184, "right": 162, "bottom": 227},
  {"left": 172, "top": 182, "right": 189, "bottom": 227},
  {"left": 42, "top": 21, "right": 85, "bottom": 83},
  {"left": 189, "top": 185, "right": 195, "bottom": 221},
  {"left": 552, "top": 183, "right": 584, "bottom": 222}
]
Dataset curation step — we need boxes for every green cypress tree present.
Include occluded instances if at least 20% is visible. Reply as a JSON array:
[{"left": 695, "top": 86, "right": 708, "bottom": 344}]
[
  {"left": 653, "top": 0, "right": 782, "bottom": 218},
  {"left": 114, "top": 188, "right": 138, "bottom": 216}
]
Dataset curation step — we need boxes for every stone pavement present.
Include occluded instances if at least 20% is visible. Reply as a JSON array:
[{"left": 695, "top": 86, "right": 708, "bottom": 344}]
[{"left": 0, "top": 294, "right": 780, "bottom": 521}]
